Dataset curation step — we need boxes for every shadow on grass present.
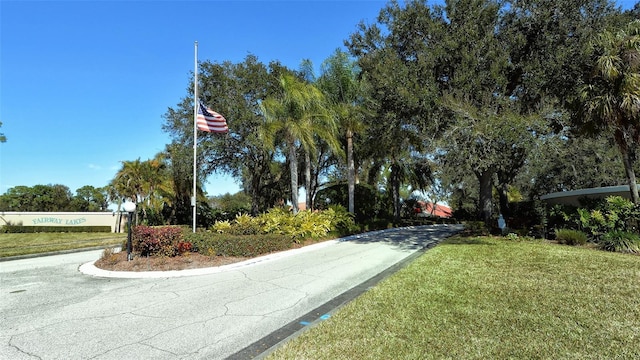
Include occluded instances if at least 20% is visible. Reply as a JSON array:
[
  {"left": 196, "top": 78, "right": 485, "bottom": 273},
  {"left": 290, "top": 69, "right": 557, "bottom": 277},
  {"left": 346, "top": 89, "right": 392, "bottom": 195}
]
[
  {"left": 340, "top": 224, "right": 465, "bottom": 251},
  {"left": 441, "top": 236, "right": 497, "bottom": 245}
]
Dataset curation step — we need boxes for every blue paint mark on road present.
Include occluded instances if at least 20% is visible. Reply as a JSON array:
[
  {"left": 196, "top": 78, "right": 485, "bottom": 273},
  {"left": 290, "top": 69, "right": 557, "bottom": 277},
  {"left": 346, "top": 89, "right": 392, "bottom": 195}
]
[{"left": 300, "top": 314, "right": 330, "bottom": 326}]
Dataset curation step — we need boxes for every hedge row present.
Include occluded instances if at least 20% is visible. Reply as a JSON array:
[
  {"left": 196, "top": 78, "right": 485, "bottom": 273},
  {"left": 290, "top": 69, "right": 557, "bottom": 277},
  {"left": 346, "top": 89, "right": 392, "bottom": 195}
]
[
  {"left": 185, "top": 232, "right": 294, "bottom": 258},
  {"left": 1, "top": 225, "right": 112, "bottom": 233}
]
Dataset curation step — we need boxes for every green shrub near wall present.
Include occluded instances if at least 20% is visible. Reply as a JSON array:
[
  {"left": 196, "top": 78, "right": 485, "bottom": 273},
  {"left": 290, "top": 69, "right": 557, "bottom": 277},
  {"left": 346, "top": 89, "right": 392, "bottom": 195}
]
[{"left": 1, "top": 225, "right": 112, "bottom": 233}]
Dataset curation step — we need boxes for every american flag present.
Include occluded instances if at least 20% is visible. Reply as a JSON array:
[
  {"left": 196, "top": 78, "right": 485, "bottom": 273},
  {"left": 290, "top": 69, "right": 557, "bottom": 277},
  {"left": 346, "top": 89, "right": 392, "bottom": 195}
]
[{"left": 197, "top": 101, "right": 228, "bottom": 133}]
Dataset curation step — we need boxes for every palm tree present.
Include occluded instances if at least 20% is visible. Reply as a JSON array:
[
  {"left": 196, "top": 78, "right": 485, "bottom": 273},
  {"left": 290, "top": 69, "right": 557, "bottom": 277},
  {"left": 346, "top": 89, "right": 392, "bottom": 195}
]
[
  {"left": 260, "top": 74, "right": 334, "bottom": 213},
  {"left": 577, "top": 20, "right": 640, "bottom": 204},
  {"left": 318, "top": 49, "right": 367, "bottom": 214},
  {"left": 108, "top": 154, "right": 174, "bottom": 224},
  {"left": 140, "top": 153, "right": 174, "bottom": 223},
  {"left": 109, "top": 158, "right": 144, "bottom": 206},
  {"left": 0, "top": 121, "right": 6, "bottom": 143}
]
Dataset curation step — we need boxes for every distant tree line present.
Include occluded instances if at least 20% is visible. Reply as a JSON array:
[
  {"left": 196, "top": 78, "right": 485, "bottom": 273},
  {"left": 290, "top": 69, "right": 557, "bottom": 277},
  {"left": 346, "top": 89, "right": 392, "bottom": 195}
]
[{"left": 0, "top": 184, "right": 109, "bottom": 212}]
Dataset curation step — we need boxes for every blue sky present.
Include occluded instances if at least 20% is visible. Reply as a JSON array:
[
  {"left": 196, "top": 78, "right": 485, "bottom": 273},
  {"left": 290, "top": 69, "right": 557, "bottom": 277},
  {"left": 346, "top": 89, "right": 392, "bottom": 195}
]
[
  {"left": 0, "top": 0, "right": 637, "bottom": 199},
  {"left": 0, "top": 0, "right": 386, "bottom": 197}
]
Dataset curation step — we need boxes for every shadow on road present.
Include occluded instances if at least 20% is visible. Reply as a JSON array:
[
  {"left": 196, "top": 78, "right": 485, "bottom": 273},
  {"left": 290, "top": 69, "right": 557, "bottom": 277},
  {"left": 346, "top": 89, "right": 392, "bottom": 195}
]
[{"left": 339, "top": 224, "right": 464, "bottom": 251}]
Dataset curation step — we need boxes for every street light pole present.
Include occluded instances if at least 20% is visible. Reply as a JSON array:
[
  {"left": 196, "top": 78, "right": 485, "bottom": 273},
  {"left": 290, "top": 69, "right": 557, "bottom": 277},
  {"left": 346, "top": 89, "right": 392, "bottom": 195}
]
[{"left": 123, "top": 201, "right": 136, "bottom": 261}]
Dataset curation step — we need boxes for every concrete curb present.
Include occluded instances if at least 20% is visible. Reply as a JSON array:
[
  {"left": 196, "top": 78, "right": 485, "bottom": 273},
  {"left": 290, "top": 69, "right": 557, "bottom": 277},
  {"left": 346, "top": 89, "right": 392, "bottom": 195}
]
[{"left": 79, "top": 239, "right": 341, "bottom": 279}]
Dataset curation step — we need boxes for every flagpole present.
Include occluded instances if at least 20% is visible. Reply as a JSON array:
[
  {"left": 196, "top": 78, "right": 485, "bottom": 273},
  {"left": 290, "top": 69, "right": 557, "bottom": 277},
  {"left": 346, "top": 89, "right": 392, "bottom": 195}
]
[{"left": 192, "top": 41, "right": 198, "bottom": 233}]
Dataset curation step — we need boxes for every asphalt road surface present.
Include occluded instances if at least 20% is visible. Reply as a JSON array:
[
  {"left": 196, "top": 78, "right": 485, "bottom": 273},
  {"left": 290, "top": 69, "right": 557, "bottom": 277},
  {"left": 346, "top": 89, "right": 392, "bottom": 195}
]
[{"left": 0, "top": 224, "right": 462, "bottom": 360}]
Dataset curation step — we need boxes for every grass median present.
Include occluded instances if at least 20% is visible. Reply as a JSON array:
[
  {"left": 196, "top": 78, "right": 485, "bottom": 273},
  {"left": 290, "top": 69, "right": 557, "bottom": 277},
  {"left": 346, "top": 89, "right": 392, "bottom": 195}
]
[
  {"left": 268, "top": 236, "right": 640, "bottom": 359},
  {"left": 0, "top": 233, "right": 126, "bottom": 258}
]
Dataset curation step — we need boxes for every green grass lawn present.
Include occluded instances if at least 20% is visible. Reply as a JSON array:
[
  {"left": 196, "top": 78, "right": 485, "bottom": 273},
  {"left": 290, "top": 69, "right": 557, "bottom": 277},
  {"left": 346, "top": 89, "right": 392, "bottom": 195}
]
[
  {"left": 268, "top": 236, "right": 640, "bottom": 359},
  {"left": 0, "top": 233, "right": 126, "bottom": 258}
]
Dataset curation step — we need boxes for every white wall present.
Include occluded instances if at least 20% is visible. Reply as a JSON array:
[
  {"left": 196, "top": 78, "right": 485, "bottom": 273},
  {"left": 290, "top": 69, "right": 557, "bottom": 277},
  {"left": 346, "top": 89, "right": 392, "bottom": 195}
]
[{"left": 0, "top": 212, "right": 126, "bottom": 233}]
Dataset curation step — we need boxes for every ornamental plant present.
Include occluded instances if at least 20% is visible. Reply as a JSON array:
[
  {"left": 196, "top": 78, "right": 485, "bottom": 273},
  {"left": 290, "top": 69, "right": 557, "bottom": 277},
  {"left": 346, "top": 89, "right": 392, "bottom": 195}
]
[
  {"left": 211, "top": 220, "right": 232, "bottom": 234},
  {"left": 600, "top": 231, "right": 640, "bottom": 254},
  {"left": 230, "top": 213, "right": 260, "bottom": 235},
  {"left": 578, "top": 196, "right": 640, "bottom": 241},
  {"left": 132, "top": 225, "right": 184, "bottom": 257},
  {"left": 207, "top": 206, "right": 356, "bottom": 242},
  {"left": 554, "top": 229, "right": 588, "bottom": 246}
]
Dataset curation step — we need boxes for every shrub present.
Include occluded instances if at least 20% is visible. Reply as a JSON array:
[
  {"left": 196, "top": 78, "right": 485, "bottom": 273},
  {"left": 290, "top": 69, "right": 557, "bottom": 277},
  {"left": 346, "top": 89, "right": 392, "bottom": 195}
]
[
  {"left": 185, "top": 232, "right": 293, "bottom": 257},
  {"left": 211, "top": 220, "right": 232, "bottom": 234},
  {"left": 464, "top": 221, "right": 489, "bottom": 236},
  {"left": 256, "top": 207, "right": 293, "bottom": 235},
  {"left": 100, "top": 247, "right": 120, "bottom": 265},
  {"left": 175, "top": 241, "right": 193, "bottom": 255},
  {"left": 230, "top": 213, "right": 260, "bottom": 235},
  {"left": 505, "top": 233, "right": 519, "bottom": 241},
  {"left": 600, "top": 231, "right": 640, "bottom": 254},
  {"left": 555, "top": 229, "right": 588, "bottom": 246},
  {"left": 208, "top": 207, "right": 357, "bottom": 241},
  {"left": 293, "top": 210, "right": 332, "bottom": 241},
  {"left": 508, "top": 200, "right": 546, "bottom": 234},
  {"left": 132, "top": 225, "right": 183, "bottom": 257},
  {"left": 577, "top": 196, "right": 640, "bottom": 241},
  {"left": 547, "top": 204, "right": 580, "bottom": 231},
  {"left": 323, "top": 205, "right": 357, "bottom": 234}
]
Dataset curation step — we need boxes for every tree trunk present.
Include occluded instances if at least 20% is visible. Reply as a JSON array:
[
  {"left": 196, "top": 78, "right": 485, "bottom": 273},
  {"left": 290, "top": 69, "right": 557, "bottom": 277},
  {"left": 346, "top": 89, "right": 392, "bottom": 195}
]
[
  {"left": 347, "top": 130, "right": 355, "bottom": 214},
  {"left": 497, "top": 180, "right": 510, "bottom": 219},
  {"left": 477, "top": 170, "right": 494, "bottom": 226},
  {"left": 288, "top": 140, "right": 299, "bottom": 214},
  {"left": 305, "top": 151, "right": 312, "bottom": 211},
  {"left": 392, "top": 161, "right": 401, "bottom": 223},
  {"left": 620, "top": 147, "right": 639, "bottom": 204},
  {"left": 250, "top": 173, "right": 261, "bottom": 216}
]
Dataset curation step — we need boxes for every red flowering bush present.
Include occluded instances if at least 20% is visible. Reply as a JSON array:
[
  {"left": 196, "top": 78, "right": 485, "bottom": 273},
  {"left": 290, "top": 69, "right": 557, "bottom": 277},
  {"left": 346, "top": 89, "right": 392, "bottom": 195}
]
[
  {"left": 176, "top": 241, "right": 193, "bottom": 255},
  {"left": 132, "top": 226, "right": 184, "bottom": 257}
]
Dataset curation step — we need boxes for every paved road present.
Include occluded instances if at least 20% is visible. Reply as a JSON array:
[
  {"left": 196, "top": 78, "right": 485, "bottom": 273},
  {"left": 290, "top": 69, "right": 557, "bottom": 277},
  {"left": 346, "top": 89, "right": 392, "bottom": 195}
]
[{"left": 0, "top": 224, "right": 462, "bottom": 360}]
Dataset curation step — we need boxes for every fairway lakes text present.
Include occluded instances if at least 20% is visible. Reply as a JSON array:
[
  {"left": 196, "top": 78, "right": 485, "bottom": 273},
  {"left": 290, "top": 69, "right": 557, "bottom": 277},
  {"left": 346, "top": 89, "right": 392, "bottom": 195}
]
[{"left": 32, "top": 217, "right": 87, "bottom": 225}]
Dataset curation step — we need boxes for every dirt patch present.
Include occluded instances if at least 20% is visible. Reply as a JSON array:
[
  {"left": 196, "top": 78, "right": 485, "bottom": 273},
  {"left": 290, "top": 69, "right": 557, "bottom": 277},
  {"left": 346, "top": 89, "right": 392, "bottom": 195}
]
[
  {"left": 95, "top": 251, "right": 249, "bottom": 272},
  {"left": 94, "top": 239, "right": 323, "bottom": 272}
]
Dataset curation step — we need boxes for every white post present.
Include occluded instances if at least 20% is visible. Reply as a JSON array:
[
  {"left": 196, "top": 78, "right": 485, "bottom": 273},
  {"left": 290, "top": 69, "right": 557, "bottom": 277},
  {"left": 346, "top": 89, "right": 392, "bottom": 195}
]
[{"left": 192, "top": 41, "right": 198, "bottom": 233}]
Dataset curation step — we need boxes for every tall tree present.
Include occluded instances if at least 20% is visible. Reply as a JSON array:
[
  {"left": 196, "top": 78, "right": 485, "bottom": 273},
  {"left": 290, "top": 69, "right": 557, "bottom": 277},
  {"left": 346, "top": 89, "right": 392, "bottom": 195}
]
[
  {"left": 108, "top": 158, "right": 144, "bottom": 207},
  {"left": 260, "top": 74, "right": 333, "bottom": 213},
  {"left": 348, "top": 0, "right": 619, "bottom": 224},
  {"left": 501, "top": 0, "right": 620, "bottom": 111},
  {"left": 292, "top": 59, "right": 345, "bottom": 211},
  {"left": 72, "top": 185, "right": 109, "bottom": 212},
  {"left": 521, "top": 133, "right": 628, "bottom": 197},
  {"left": 347, "top": 0, "right": 441, "bottom": 221},
  {"left": 318, "top": 49, "right": 367, "bottom": 214},
  {"left": 575, "top": 20, "right": 640, "bottom": 204},
  {"left": 163, "top": 56, "right": 289, "bottom": 215},
  {"left": 0, "top": 121, "right": 6, "bottom": 143},
  {"left": 107, "top": 155, "right": 173, "bottom": 223},
  {"left": 164, "top": 141, "right": 196, "bottom": 224},
  {"left": 437, "top": 0, "right": 512, "bottom": 224}
]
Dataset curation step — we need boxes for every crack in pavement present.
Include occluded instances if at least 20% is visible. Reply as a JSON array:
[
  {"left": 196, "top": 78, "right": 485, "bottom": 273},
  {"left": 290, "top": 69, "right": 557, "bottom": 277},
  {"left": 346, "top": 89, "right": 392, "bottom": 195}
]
[{"left": 7, "top": 336, "right": 43, "bottom": 360}]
